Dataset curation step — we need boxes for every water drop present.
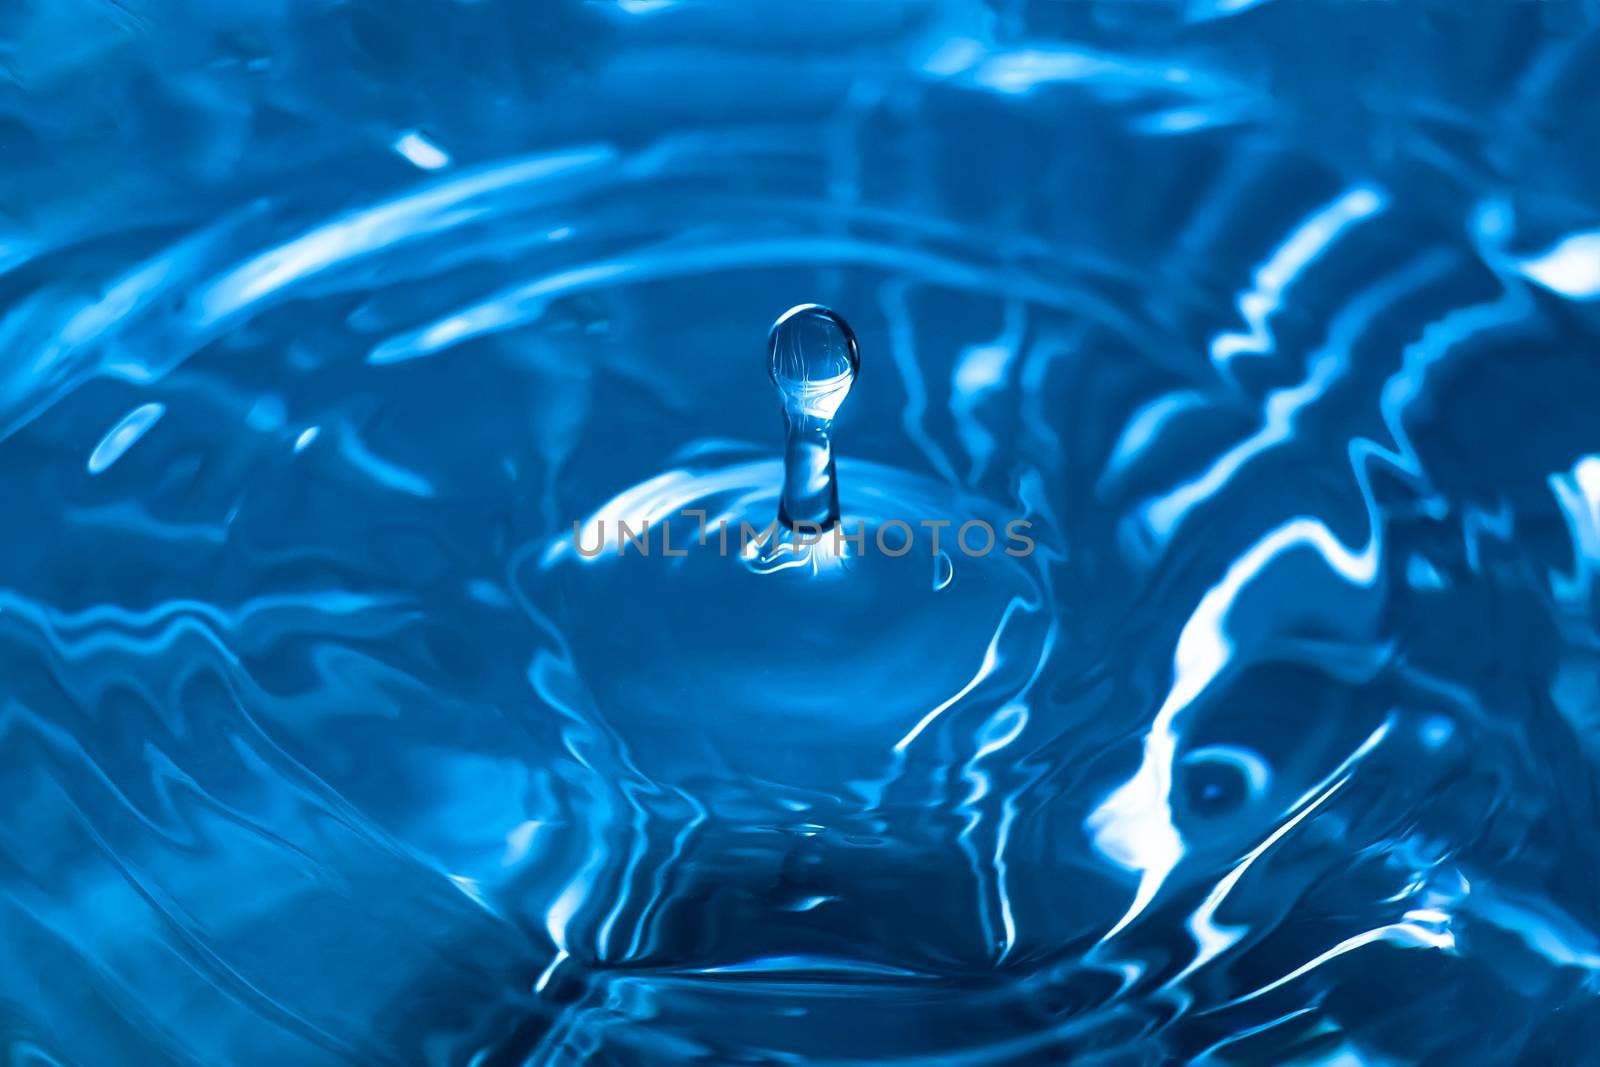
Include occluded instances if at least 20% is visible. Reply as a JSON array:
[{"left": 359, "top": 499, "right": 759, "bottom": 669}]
[{"left": 768, "top": 304, "right": 859, "bottom": 530}]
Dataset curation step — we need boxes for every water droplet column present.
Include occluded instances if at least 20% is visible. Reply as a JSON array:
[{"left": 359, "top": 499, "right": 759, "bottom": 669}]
[{"left": 767, "top": 304, "right": 860, "bottom": 530}]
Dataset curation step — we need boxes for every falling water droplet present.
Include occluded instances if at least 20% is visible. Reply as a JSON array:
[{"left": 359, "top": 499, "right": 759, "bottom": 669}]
[{"left": 768, "top": 304, "right": 859, "bottom": 530}]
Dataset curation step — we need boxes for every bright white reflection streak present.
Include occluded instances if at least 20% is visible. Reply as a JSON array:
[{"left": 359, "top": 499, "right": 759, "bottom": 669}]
[
  {"left": 893, "top": 596, "right": 1031, "bottom": 753},
  {"left": 1088, "top": 517, "right": 1380, "bottom": 943},
  {"left": 197, "top": 146, "right": 614, "bottom": 326},
  {"left": 1167, "top": 720, "right": 1391, "bottom": 989},
  {"left": 393, "top": 130, "right": 451, "bottom": 171},
  {"left": 1513, "top": 228, "right": 1600, "bottom": 299},
  {"left": 1211, "top": 187, "right": 1385, "bottom": 369},
  {"left": 1208, "top": 915, "right": 1454, "bottom": 1012}
]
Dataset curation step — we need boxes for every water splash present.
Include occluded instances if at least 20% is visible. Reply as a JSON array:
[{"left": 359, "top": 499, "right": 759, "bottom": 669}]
[{"left": 3, "top": 2, "right": 1599, "bottom": 1065}]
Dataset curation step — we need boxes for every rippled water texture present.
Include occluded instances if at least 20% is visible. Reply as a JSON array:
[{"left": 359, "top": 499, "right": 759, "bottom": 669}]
[{"left": 6, "top": 2, "right": 1600, "bottom": 1064}]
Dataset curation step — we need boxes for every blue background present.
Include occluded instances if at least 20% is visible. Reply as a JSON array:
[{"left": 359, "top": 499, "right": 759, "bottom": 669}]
[{"left": 3, "top": 1, "right": 1600, "bottom": 1064}]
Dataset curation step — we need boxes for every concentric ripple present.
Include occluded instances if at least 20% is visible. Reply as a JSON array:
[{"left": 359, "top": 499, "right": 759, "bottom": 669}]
[{"left": 3, "top": 2, "right": 1600, "bottom": 1065}]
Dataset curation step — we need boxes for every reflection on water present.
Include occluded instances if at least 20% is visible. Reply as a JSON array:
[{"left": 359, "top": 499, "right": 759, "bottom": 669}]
[{"left": 3, "top": 1, "right": 1600, "bottom": 1064}]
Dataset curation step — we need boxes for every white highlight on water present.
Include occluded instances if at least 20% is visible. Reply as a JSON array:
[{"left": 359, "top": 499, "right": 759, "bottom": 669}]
[
  {"left": 88, "top": 402, "right": 165, "bottom": 474},
  {"left": 393, "top": 130, "right": 451, "bottom": 171}
]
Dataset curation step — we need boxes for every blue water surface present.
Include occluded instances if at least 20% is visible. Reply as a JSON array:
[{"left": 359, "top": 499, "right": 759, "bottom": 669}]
[{"left": 4, "top": 2, "right": 1600, "bottom": 1064}]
